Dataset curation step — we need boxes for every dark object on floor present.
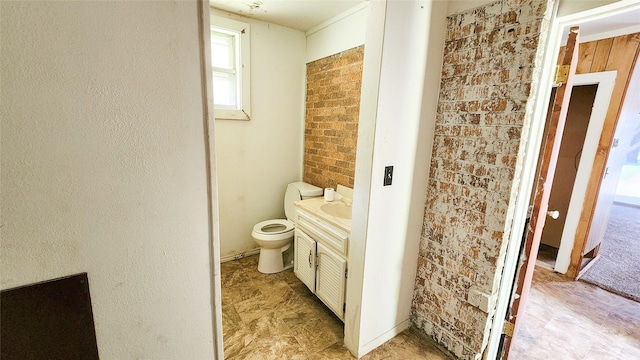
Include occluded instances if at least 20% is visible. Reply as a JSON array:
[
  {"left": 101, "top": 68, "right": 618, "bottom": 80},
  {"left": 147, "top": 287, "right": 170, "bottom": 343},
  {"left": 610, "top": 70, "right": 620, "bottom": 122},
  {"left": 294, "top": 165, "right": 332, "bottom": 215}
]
[
  {"left": 581, "top": 204, "right": 640, "bottom": 302},
  {"left": 1, "top": 273, "right": 99, "bottom": 360}
]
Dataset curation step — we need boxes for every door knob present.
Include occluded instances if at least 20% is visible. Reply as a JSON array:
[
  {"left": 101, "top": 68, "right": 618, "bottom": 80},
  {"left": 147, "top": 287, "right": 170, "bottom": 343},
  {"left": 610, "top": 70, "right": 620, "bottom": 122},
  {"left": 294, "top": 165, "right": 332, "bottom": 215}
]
[{"left": 547, "top": 210, "right": 560, "bottom": 219}]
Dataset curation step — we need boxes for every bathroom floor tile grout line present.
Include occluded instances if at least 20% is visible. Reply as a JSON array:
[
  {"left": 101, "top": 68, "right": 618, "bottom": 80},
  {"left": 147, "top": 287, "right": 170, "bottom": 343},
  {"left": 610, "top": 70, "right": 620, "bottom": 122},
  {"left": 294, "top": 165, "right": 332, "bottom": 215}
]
[
  {"left": 222, "top": 255, "right": 640, "bottom": 359},
  {"left": 221, "top": 255, "right": 453, "bottom": 359}
]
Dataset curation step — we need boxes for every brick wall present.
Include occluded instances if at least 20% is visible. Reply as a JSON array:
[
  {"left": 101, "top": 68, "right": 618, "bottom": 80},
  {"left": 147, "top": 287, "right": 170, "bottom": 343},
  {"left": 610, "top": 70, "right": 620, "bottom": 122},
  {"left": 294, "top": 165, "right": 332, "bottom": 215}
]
[
  {"left": 303, "top": 46, "right": 364, "bottom": 190},
  {"left": 411, "top": 1, "right": 553, "bottom": 358}
]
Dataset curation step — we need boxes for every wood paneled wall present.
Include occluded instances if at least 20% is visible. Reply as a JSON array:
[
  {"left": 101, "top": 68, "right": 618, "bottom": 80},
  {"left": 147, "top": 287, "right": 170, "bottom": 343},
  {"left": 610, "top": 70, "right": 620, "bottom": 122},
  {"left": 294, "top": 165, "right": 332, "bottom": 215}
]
[{"left": 558, "top": 33, "right": 640, "bottom": 277}]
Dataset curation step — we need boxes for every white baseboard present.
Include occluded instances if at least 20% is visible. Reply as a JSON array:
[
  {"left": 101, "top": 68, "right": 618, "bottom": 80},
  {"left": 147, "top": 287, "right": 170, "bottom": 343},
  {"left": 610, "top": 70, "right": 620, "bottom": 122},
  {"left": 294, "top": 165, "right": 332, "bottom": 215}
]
[
  {"left": 357, "top": 319, "right": 410, "bottom": 357},
  {"left": 220, "top": 248, "right": 260, "bottom": 263}
]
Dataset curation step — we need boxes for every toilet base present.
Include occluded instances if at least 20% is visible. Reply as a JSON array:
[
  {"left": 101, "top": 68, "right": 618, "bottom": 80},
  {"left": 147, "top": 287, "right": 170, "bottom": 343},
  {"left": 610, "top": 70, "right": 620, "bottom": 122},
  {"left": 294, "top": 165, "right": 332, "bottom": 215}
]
[{"left": 257, "top": 244, "right": 292, "bottom": 274}]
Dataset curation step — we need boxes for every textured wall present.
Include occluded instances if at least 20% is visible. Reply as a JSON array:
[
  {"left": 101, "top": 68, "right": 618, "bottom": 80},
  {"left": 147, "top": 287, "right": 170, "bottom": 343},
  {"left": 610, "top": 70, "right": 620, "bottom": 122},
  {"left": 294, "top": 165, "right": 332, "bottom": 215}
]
[
  {"left": 212, "top": 10, "right": 306, "bottom": 261},
  {"left": 303, "top": 46, "right": 364, "bottom": 190},
  {"left": 1, "top": 1, "right": 215, "bottom": 358},
  {"left": 411, "top": 0, "right": 554, "bottom": 358}
]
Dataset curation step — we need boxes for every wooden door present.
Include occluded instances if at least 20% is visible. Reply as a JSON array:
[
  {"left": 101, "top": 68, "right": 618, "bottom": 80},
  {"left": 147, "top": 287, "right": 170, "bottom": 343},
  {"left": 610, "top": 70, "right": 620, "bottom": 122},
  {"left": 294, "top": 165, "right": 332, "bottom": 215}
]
[
  {"left": 294, "top": 230, "right": 316, "bottom": 292},
  {"left": 499, "top": 27, "right": 580, "bottom": 359}
]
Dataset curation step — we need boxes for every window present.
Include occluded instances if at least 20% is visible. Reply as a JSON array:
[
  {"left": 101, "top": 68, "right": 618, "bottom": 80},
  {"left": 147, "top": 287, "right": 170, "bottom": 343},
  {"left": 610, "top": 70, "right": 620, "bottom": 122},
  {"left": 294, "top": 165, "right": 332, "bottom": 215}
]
[{"left": 211, "top": 15, "right": 251, "bottom": 120}]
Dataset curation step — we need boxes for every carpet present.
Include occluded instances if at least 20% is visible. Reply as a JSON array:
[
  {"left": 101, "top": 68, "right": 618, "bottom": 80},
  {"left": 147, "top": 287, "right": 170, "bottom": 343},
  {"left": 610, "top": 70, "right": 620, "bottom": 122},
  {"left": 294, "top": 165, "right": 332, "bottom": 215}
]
[{"left": 581, "top": 203, "right": 640, "bottom": 302}]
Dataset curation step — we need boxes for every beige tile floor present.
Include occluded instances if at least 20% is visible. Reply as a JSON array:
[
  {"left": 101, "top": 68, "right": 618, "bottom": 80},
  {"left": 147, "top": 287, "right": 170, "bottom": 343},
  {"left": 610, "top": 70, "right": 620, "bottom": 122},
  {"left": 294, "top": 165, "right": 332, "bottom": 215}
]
[
  {"left": 222, "top": 255, "right": 640, "bottom": 359},
  {"left": 509, "top": 267, "right": 640, "bottom": 360},
  {"left": 221, "top": 255, "right": 453, "bottom": 360},
  {"left": 535, "top": 243, "right": 558, "bottom": 270}
]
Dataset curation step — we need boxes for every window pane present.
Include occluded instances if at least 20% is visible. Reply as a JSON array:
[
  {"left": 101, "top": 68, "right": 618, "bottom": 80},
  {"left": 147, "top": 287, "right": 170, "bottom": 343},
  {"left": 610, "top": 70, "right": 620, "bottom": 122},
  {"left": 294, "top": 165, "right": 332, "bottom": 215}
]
[
  {"left": 210, "top": 17, "right": 249, "bottom": 118},
  {"left": 211, "top": 31, "right": 235, "bottom": 70},
  {"left": 213, "top": 71, "right": 237, "bottom": 108}
]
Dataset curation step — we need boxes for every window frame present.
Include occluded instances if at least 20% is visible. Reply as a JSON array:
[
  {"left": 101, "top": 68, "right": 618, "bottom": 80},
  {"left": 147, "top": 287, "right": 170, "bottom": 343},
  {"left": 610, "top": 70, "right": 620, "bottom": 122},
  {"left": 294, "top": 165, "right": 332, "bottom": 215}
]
[{"left": 211, "top": 15, "right": 251, "bottom": 120}]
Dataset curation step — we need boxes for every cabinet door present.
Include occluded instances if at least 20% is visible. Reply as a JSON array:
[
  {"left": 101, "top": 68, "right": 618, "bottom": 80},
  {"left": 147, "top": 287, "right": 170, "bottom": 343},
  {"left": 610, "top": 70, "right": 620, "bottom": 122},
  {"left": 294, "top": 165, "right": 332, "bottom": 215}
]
[
  {"left": 316, "top": 242, "right": 347, "bottom": 320},
  {"left": 294, "top": 230, "right": 316, "bottom": 293}
]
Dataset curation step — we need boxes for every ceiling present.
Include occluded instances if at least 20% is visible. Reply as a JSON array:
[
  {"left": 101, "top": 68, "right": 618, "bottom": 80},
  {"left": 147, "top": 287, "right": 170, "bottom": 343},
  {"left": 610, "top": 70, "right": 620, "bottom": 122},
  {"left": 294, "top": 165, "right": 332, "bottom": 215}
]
[
  {"left": 209, "top": 0, "right": 366, "bottom": 32},
  {"left": 211, "top": 0, "right": 640, "bottom": 40},
  {"left": 561, "top": 6, "right": 640, "bottom": 43}
]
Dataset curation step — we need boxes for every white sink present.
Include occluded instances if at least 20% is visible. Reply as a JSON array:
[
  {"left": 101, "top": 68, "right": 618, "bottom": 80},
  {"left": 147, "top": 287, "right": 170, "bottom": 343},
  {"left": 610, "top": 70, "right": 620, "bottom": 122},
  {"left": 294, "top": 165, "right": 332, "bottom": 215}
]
[{"left": 320, "top": 203, "right": 352, "bottom": 220}]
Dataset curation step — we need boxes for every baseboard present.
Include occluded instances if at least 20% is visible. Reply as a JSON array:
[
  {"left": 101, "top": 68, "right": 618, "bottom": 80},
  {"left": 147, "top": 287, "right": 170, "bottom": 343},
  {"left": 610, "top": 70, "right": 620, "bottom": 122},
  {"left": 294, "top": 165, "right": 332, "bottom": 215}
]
[
  {"left": 614, "top": 197, "right": 640, "bottom": 208},
  {"left": 535, "top": 259, "right": 555, "bottom": 271},
  {"left": 220, "top": 248, "right": 260, "bottom": 263},
  {"left": 357, "top": 319, "right": 410, "bottom": 357}
]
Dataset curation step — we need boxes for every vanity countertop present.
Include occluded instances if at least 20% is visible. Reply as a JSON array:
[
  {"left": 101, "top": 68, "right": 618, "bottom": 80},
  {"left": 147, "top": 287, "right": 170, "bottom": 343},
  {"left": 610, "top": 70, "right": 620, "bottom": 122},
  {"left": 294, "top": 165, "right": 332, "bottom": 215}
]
[{"left": 295, "top": 197, "right": 352, "bottom": 232}]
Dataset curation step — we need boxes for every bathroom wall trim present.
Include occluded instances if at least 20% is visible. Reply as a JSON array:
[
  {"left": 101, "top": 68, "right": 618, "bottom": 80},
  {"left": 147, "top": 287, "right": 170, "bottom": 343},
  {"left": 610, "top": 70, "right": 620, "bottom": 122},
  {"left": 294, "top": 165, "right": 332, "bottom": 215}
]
[
  {"left": 198, "top": 0, "right": 223, "bottom": 358},
  {"left": 555, "top": 71, "right": 617, "bottom": 273},
  {"left": 219, "top": 249, "right": 261, "bottom": 263},
  {"left": 358, "top": 319, "right": 410, "bottom": 356},
  {"left": 306, "top": 2, "right": 368, "bottom": 36}
]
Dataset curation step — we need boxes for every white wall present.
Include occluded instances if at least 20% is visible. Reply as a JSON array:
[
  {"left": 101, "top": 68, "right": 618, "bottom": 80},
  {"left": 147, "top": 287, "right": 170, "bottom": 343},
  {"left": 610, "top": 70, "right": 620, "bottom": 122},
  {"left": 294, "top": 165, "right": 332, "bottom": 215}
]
[
  {"left": 212, "top": 9, "right": 306, "bottom": 261},
  {"left": 345, "top": 0, "right": 448, "bottom": 356},
  {"left": 557, "top": 0, "right": 620, "bottom": 16},
  {"left": 445, "top": 0, "right": 619, "bottom": 17},
  {"left": 447, "top": 0, "right": 495, "bottom": 15},
  {"left": 0, "top": 2, "right": 216, "bottom": 358},
  {"left": 305, "top": 3, "right": 369, "bottom": 63}
]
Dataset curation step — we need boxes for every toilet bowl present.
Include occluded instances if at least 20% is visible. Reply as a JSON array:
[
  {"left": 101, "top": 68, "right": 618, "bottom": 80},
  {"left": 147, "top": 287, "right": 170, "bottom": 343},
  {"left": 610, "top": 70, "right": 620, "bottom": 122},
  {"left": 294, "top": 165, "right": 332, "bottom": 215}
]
[
  {"left": 252, "top": 220, "right": 295, "bottom": 274},
  {"left": 252, "top": 182, "right": 322, "bottom": 274}
]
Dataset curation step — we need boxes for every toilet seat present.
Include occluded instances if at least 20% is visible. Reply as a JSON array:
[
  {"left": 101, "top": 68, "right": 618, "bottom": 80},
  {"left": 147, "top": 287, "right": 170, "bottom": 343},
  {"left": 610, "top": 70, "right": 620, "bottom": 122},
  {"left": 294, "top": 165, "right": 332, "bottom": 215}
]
[
  {"left": 252, "top": 219, "right": 294, "bottom": 241},
  {"left": 251, "top": 182, "right": 323, "bottom": 274}
]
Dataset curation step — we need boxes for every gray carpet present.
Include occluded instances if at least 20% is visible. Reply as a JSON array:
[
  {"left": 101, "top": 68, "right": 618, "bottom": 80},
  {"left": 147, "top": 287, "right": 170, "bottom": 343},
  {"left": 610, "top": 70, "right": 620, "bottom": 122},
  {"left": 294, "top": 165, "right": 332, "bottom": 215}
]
[{"left": 581, "top": 203, "right": 640, "bottom": 302}]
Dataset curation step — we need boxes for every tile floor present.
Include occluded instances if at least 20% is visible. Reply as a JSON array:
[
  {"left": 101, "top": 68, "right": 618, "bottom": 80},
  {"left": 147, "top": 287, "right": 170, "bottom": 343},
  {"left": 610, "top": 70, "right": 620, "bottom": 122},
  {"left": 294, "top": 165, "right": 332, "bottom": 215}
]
[
  {"left": 222, "top": 255, "right": 640, "bottom": 359},
  {"left": 535, "top": 243, "right": 559, "bottom": 270},
  {"left": 509, "top": 267, "right": 640, "bottom": 360},
  {"left": 221, "top": 255, "right": 453, "bottom": 360}
]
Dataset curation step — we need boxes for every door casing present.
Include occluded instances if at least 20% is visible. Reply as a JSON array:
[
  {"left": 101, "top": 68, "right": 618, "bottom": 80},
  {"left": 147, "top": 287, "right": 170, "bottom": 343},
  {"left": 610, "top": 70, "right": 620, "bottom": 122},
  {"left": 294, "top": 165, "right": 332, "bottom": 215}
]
[
  {"left": 554, "top": 71, "right": 617, "bottom": 274},
  {"left": 485, "top": 1, "right": 640, "bottom": 358}
]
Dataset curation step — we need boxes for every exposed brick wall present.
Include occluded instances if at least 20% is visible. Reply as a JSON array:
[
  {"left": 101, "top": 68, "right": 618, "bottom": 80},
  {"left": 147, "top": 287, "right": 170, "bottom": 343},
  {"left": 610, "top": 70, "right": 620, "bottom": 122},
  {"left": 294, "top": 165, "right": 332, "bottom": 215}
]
[
  {"left": 303, "top": 46, "right": 363, "bottom": 190},
  {"left": 411, "top": 1, "right": 554, "bottom": 358}
]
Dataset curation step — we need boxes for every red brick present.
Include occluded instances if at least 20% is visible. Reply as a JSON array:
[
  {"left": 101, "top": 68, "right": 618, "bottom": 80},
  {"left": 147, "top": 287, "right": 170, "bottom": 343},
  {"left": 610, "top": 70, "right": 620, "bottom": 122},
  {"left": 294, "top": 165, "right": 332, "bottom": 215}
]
[{"left": 303, "top": 46, "right": 364, "bottom": 189}]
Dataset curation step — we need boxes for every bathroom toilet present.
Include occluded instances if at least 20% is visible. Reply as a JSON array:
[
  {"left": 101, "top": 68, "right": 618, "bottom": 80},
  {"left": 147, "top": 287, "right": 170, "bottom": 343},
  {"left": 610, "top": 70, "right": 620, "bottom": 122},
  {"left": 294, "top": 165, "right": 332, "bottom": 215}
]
[{"left": 252, "top": 182, "right": 322, "bottom": 274}]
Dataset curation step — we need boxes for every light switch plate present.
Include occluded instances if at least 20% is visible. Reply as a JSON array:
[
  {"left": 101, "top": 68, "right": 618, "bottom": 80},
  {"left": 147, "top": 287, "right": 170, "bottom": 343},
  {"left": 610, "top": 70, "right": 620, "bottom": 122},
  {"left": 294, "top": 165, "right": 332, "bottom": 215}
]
[{"left": 384, "top": 166, "right": 393, "bottom": 186}]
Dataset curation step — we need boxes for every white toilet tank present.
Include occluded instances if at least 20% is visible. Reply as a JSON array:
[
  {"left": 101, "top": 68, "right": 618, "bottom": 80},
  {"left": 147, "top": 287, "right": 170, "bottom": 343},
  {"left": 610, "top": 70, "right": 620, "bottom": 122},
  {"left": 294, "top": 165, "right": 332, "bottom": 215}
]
[{"left": 284, "top": 182, "right": 322, "bottom": 221}]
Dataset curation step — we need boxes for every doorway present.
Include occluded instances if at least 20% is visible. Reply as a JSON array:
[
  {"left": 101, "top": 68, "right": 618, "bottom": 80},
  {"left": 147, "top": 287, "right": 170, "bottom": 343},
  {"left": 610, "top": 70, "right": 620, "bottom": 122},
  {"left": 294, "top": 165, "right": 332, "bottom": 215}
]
[
  {"left": 579, "top": 60, "right": 640, "bottom": 302},
  {"left": 490, "top": 2, "right": 640, "bottom": 357},
  {"left": 502, "top": 27, "right": 640, "bottom": 358},
  {"left": 536, "top": 84, "right": 599, "bottom": 270},
  {"left": 534, "top": 69, "right": 618, "bottom": 272},
  {"left": 508, "top": 62, "right": 640, "bottom": 360}
]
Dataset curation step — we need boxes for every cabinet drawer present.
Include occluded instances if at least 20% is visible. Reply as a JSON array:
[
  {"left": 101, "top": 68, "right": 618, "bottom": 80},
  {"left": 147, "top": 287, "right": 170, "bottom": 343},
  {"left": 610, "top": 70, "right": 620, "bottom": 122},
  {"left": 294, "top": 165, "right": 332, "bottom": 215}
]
[{"left": 296, "top": 209, "right": 348, "bottom": 256}]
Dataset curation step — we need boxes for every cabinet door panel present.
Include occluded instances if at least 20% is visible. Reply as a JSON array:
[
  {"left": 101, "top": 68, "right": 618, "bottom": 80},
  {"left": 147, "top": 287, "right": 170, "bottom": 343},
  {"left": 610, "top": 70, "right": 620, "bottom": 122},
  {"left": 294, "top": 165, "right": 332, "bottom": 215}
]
[
  {"left": 316, "top": 242, "right": 346, "bottom": 320},
  {"left": 294, "top": 230, "right": 316, "bottom": 293}
]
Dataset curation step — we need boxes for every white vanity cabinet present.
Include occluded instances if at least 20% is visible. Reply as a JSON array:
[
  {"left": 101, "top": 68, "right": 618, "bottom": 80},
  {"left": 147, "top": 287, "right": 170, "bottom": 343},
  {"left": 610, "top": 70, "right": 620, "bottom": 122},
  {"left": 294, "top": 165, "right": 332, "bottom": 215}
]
[{"left": 294, "top": 207, "right": 349, "bottom": 321}]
